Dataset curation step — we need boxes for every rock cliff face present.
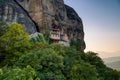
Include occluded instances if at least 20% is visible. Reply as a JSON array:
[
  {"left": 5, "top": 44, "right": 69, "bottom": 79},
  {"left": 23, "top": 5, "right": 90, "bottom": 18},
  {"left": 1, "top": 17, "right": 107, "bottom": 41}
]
[
  {"left": 0, "top": 0, "right": 37, "bottom": 34},
  {"left": 0, "top": 0, "right": 86, "bottom": 50}
]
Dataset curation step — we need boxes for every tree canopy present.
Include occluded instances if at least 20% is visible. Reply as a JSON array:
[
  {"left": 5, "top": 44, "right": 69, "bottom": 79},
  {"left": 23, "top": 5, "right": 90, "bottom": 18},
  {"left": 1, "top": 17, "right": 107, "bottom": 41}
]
[
  {"left": 0, "top": 23, "right": 31, "bottom": 66},
  {"left": 0, "top": 22, "right": 120, "bottom": 80}
]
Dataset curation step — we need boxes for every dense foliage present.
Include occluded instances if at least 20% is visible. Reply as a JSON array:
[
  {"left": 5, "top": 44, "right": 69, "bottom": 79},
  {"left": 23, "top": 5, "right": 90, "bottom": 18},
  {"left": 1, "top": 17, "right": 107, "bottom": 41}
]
[
  {"left": 0, "top": 22, "right": 31, "bottom": 66},
  {"left": 0, "top": 22, "right": 120, "bottom": 80},
  {"left": 0, "top": 65, "right": 39, "bottom": 80}
]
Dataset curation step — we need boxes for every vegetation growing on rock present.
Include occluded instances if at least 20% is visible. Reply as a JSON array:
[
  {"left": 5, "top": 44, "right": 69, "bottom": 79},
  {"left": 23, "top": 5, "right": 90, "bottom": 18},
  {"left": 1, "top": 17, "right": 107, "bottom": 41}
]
[{"left": 0, "top": 23, "right": 120, "bottom": 80}]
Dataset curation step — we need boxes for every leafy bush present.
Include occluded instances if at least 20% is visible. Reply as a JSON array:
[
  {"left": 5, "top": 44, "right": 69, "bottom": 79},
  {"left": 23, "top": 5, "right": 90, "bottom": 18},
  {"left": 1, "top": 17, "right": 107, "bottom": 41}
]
[
  {"left": 30, "top": 34, "right": 46, "bottom": 44},
  {"left": 0, "top": 23, "right": 31, "bottom": 66},
  {"left": 0, "top": 65, "right": 40, "bottom": 80},
  {"left": 15, "top": 48, "right": 65, "bottom": 80}
]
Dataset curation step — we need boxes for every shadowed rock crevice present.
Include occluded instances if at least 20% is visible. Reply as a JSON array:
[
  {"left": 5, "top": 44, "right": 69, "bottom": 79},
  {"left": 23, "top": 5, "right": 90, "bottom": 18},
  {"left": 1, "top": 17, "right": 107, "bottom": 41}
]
[{"left": 14, "top": 0, "right": 40, "bottom": 32}]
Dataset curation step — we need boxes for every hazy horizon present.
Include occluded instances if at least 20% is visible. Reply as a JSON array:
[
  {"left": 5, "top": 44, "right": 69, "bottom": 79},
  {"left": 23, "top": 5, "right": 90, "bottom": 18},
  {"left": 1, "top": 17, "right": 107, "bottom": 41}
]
[{"left": 64, "top": 0, "right": 120, "bottom": 58}]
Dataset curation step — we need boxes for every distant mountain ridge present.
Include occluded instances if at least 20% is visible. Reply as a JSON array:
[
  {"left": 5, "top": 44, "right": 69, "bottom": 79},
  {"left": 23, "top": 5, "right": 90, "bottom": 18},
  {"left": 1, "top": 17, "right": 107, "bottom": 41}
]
[{"left": 103, "top": 56, "right": 120, "bottom": 70}]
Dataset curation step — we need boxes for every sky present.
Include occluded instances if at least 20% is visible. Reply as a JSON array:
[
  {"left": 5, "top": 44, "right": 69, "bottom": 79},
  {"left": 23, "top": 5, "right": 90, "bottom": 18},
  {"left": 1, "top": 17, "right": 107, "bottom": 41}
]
[{"left": 64, "top": 0, "right": 120, "bottom": 58}]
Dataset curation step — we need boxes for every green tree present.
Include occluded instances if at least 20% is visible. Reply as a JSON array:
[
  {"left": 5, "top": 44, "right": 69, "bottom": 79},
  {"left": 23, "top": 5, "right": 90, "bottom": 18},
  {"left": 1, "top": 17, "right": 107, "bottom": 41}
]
[
  {"left": 69, "top": 63, "right": 99, "bottom": 80},
  {"left": 83, "top": 51, "right": 120, "bottom": 80},
  {"left": 0, "top": 22, "right": 8, "bottom": 36},
  {"left": 0, "top": 65, "right": 40, "bottom": 80},
  {"left": 15, "top": 48, "right": 65, "bottom": 80},
  {"left": 0, "top": 23, "right": 31, "bottom": 66},
  {"left": 70, "top": 39, "right": 82, "bottom": 51},
  {"left": 84, "top": 51, "right": 104, "bottom": 67},
  {"left": 70, "top": 38, "right": 76, "bottom": 46},
  {"left": 30, "top": 34, "right": 46, "bottom": 44}
]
